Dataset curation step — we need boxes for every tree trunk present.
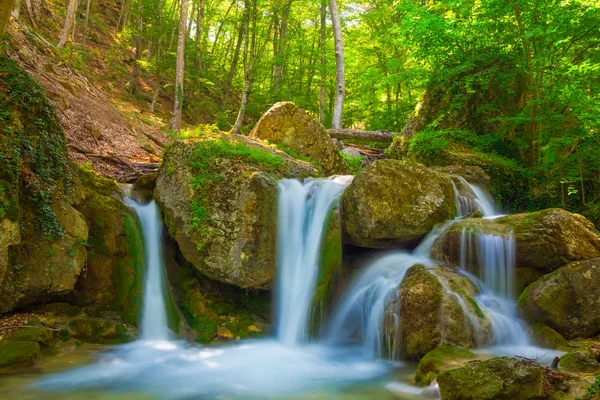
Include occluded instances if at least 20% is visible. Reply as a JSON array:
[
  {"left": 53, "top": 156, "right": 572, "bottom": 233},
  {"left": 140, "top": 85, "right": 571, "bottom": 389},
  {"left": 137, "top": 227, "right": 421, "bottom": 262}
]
[
  {"left": 24, "top": 0, "right": 36, "bottom": 27},
  {"left": 222, "top": 18, "right": 244, "bottom": 104},
  {"left": 319, "top": 0, "right": 326, "bottom": 125},
  {"left": 329, "top": 0, "right": 344, "bottom": 129},
  {"left": 327, "top": 129, "right": 398, "bottom": 143},
  {"left": 82, "top": 0, "right": 91, "bottom": 43},
  {"left": 194, "top": 0, "right": 204, "bottom": 70},
  {"left": 0, "top": 0, "right": 15, "bottom": 36},
  {"left": 129, "top": 3, "right": 143, "bottom": 95},
  {"left": 210, "top": 0, "right": 235, "bottom": 55},
  {"left": 231, "top": 0, "right": 251, "bottom": 135},
  {"left": 169, "top": 0, "right": 189, "bottom": 132},
  {"left": 272, "top": 0, "right": 293, "bottom": 99},
  {"left": 11, "top": 0, "right": 20, "bottom": 20},
  {"left": 58, "top": 0, "right": 79, "bottom": 48}
]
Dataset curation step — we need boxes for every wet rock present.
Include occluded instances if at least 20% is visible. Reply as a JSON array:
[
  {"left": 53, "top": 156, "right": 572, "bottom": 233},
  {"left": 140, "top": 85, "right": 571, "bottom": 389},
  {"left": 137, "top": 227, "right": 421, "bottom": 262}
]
[
  {"left": 518, "top": 258, "right": 600, "bottom": 339},
  {"left": 559, "top": 346, "right": 600, "bottom": 373},
  {"left": 341, "top": 160, "right": 456, "bottom": 248},
  {"left": 415, "top": 345, "right": 476, "bottom": 385},
  {"left": 527, "top": 323, "right": 568, "bottom": 349},
  {"left": 250, "top": 102, "right": 349, "bottom": 175},
  {"left": 434, "top": 165, "right": 491, "bottom": 189},
  {"left": 0, "top": 341, "right": 41, "bottom": 372},
  {"left": 132, "top": 172, "right": 158, "bottom": 204},
  {"left": 437, "top": 357, "right": 574, "bottom": 400},
  {"left": 384, "top": 263, "right": 491, "bottom": 359},
  {"left": 155, "top": 134, "right": 316, "bottom": 289},
  {"left": 68, "top": 318, "right": 132, "bottom": 344},
  {"left": 7, "top": 320, "right": 58, "bottom": 349}
]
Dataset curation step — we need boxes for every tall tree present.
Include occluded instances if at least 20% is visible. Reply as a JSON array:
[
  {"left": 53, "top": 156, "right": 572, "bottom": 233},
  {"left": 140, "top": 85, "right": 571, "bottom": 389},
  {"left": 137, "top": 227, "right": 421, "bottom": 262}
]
[
  {"left": 329, "top": 0, "right": 344, "bottom": 129},
  {"left": 170, "top": 0, "right": 189, "bottom": 132},
  {"left": 57, "top": 0, "right": 79, "bottom": 48},
  {"left": 319, "top": 0, "right": 327, "bottom": 124},
  {"left": 0, "top": 0, "right": 15, "bottom": 36}
]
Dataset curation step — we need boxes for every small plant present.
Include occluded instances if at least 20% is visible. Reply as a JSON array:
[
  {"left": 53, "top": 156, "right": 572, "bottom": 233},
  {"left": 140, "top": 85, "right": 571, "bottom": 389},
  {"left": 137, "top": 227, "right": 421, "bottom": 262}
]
[
  {"left": 340, "top": 151, "right": 365, "bottom": 174},
  {"left": 581, "top": 376, "right": 600, "bottom": 400}
]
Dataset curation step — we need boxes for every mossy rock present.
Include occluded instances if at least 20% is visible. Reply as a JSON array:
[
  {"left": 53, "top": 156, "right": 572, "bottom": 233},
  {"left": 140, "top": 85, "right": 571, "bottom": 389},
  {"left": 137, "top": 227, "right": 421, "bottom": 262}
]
[
  {"left": 40, "top": 302, "right": 82, "bottom": 317},
  {"left": 559, "top": 346, "right": 600, "bottom": 373},
  {"left": 518, "top": 258, "right": 600, "bottom": 339},
  {"left": 68, "top": 318, "right": 132, "bottom": 344},
  {"left": 132, "top": 172, "right": 158, "bottom": 204},
  {"left": 384, "top": 263, "right": 492, "bottom": 359},
  {"left": 72, "top": 166, "right": 145, "bottom": 325},
  {"left": 528, "top": 323, "right": 568, "bottom": 349},
  {"left": 341, "top": 160, "right": 456, "bottom": 248},
  {"left": 155, "top": 134, "right": 316, "bottom": 289},
  {"left": 0, "top": 341, "right": 41, "bottom": 372},
  {"left": 415, "top": 345, "right": 476, "bottom": 385},
  {"left": 437, "top": 357, "right": 573, "bottom": 400},
  {"left": 7, "top": 320, "right": 57, "bottom": 348},
  {"left": 433, "top": 165, "right": 491, "bottom": 189},
  {"left": 164, "top": 240, "right": 270, "bottom": 344},
  {"left": 249, "top": 102, "right": 349, "bottom": 175}
]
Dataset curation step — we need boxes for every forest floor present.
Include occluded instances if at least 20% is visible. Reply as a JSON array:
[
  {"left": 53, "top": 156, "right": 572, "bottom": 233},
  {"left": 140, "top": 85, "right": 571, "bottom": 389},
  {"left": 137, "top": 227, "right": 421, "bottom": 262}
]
[{"left": 5, "top": 0, "right": 177, "bottom": 181}]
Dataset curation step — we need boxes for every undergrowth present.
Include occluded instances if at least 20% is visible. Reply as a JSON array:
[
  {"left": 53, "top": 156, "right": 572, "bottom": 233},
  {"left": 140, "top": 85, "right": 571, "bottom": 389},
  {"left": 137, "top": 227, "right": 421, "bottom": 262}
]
[{"left": 0, "top": 57, "right": 71, "bottom": 238}]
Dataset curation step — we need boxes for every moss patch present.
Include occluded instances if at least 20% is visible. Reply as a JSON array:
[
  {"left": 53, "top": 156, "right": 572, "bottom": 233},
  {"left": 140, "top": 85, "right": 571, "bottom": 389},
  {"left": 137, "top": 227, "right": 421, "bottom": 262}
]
[
  {"left": 415, "top": 345, "right": 475, "bottom": 385},
  {"left": 0, "top": 341, "right": 41, "bottom": 372}
]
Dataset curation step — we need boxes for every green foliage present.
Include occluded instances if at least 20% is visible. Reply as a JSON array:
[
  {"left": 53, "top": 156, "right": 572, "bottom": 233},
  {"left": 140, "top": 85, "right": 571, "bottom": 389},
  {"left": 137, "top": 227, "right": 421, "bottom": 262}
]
[
  {"left": 183, "top": 138, "right": 284, "bottom": 252},
  {"left": 0, "top": 57, "right": 72, "bottom": 238},
  {"left": 339, "top": 152, "right": 364, "bottom": 174},
  {"left": 581, "top": 376, "right": 600, "bottom": 400}
]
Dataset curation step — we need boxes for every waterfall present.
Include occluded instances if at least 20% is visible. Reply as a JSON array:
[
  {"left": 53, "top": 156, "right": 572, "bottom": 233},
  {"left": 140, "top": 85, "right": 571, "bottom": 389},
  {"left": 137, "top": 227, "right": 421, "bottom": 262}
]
[
  {"left": 276, "top": 176, "right": 353, "bottom": 345},
  {"left": 124, "top": 199, "right": 171, "bottom": 341},
  {"left": 458, "top": 228, "right": 529, "bottom": 345},
  {"left": 452, "top": 177, "right": 498, "bottom": 217}
]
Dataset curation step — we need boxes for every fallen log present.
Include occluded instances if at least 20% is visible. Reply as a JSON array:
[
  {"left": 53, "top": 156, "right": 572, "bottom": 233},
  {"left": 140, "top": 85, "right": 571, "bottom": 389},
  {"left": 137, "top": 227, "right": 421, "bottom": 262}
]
[{"left": 327, "top": 128, "right": 399, "bottom": 143}]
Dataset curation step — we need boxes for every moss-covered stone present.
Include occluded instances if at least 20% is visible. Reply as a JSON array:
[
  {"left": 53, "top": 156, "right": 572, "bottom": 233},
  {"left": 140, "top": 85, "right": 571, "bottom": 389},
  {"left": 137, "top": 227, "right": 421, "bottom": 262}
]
[
  {"left": 164, "top": 241, "right": 270, "bottom": 343},
  {"left": 433, "top": 165, "right": 491, "bottom": 189},
  {"left": 68, "top": 318, "right": 132, "bottom": 344},
  {"left": 72, "top": 166, "right": 145, "bottom": 325},
  {"left": 155, "top": 134, "right": 316, "bottom": 289},
  {"left": 341, "top": 160, "right": 456, "bottom": 248},
  {"left": 40, "top": 302, "right": 82, "bottom": 317},
  {"left": 249, "top": 102, "right": 349, "bottom": 175},
  {"left": 7, "top": 320, "right": 57, "bottom": 349},
  {"left": 384, "top": 263, "right": 492, "bottom": 359},
  {"left": 518, "top": 258, "right": 600, "bottom": 339},
  {"left": 528, "top": 323, "right": 568, "bottom": 349},
  {"left": 0, "top": 341, "right": 41, "bottom": 372},
  {"left": 559, "top": 347, "right": 600, "bottom": 373},
  {"left": 131, "top": 172, "right": 158, "bottom": 204},
  {"left": 437, "top": 357, "right": 573, "bottom": 400},
  {"left": 415, "top": 345, "right": 476, "bottom": 385}
]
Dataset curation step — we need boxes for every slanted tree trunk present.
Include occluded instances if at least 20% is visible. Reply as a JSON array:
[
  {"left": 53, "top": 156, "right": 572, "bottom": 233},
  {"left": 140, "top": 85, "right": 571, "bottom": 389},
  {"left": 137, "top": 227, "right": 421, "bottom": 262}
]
[
  {"left": 58, "top": 0, "right": 79, "bottom": 48},
  {"left": 194, "top": 0, "right": 204, "bottom": 70},
  {"left": 11, "top": 0, "right": 20, "bottom": 21},
  {"left": 169, "top": 0, "right": 189, "bottom": 132},
  {"left": 24, "top": 0, "right": 36, "bottom": 28},
  {"left": 329, "top": 0, "right": 344, "bottom": 129},
  {"left": 222, "top": 18, "right": 244, "bottom": 103},
  {"left": 1, "top": 0, "right": 16, "bottom": 36},
  {"left": 319, "top": 0, "right": 326, "bottom": 125}
]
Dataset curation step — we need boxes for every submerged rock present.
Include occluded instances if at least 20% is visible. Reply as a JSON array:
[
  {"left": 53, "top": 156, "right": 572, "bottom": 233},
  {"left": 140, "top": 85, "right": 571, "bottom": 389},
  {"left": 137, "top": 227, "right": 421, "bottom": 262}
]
[
  {"left": 437, "top": 357, "right": 575, "bottom": 400},
  {"left": 384, "top": 263, "right": 491, "bottom": 359},
  {"left": 250, "top": 102, "right": 349, "bottom": 175},
  {"left": 341, "top": 160, "right": 456, "bottom": 248},
  {"left": 0, "top": 341, "right": 41, "bottom": 372},
  {"left": 155, "top": 135, "right": 316, "bottom": 289},
  {"left": 518, "top": 258, "right": 600, "bottom": 339},
  {"left": 415, "top": 345, "right": 476, "bottom": 385}
]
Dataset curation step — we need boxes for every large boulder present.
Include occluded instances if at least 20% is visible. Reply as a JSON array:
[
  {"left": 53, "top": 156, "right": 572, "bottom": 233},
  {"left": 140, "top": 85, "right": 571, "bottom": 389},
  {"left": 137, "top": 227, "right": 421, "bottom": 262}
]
[
  {"left": 415, "top": 345, "right": 476, "bottom": 385},
  {"left": 437, "top": 357, "right": 579, "bottom": 400},
  {"left": 431, "top": 209, "right": 600, "bottom": 287},
  {"left": 341, "top": 160, "right": 456, "bottom": 248},
  {"left": 384, "top": 263, "right": 492, "bottom": 359},
  {"left": 71, "top": 166, "right": 145, "bottom": 325},
  {"left": 518, "top": 258, "right": 600, "bottom": 339},
  {"left": 249, "top": 102, "right": 349, "bottom": 175},
  {"left": 155, "top": 134, "right": 317, "bottom": 289}
]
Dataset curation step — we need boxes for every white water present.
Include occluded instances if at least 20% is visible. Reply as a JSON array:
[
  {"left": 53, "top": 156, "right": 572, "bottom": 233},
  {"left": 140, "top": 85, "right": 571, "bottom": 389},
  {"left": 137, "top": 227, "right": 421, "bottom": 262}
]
[
  {"left": 124, "top": 199, "right": 171, "bottom": 341},
  {"left": 452, "top": 176, "right": 498, "bottom": 217},
  {"left": 276, "top": 177, "right": 352, "bottom": 345},
  {"left": 36, "top": 180, "right": 400, "bottom": 398}
]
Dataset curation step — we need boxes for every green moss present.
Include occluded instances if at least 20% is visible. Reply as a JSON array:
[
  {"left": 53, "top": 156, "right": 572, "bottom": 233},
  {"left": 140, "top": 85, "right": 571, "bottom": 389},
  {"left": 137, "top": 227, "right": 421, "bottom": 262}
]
[
  {"left": 340, "top": 151, "right": 365, "bottom": 174},
  {"left": 0, "top": 341, "right": 41, "bottom": 371},
  {"left": 75, "top": 164, "right": 120, "bottom": 197},
  {"left": 416, "top": 345, "right": 475, "bottom": 385},
  {"left": 182, "top": 138, "right": 285, "bottom": 252},
  {"left": 0, "top": 57, "right": 72, "bottom": 238},
  {"left": 270, "top": 142, "right": 324, "bottom": 173},
  {"left": 582, "top": 376, "right": 600, "bottom": 400},
  {"left": 559, "top": 346, "right": 600, "bottom": 373},
  {"left": 529, "top": 323, "right": 567, "bottom": 349},
  {"left": 7, "top": 323, "right": 57, "bottom": 348},
  {"left": 68, "top": 318, "right": 132, "bottom": 344}
]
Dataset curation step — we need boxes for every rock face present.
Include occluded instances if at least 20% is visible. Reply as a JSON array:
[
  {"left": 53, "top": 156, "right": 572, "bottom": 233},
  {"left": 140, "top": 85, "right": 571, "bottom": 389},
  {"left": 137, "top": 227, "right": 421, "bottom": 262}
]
[
  {"left": 341, "top": 160, "right": 456, "bottom": 248},
  {"left": 415, "top": 345, "right": 475, "bottom": 385},
  {"left": 72, "top": 167, "right": 145, "bottom": 325},
  {"left": 249, "top": 102, "right": 349, "bottom": 175},
  {"left": 437, "top": 357, "right": 575, "bottom": 400},
  {"left": 431, "top": 209, "right": 600, "bottom": 281},
  {"left": 559, "top": 346, "right": 600, "bottom": 373},
  {"left": 384, "top": 263, "right": 491, "bottom": 359},
  {"left": 518, "top": 258, "right": 600, "bottom": 339},
  {"left": 155, "top": 134, "right": 317, "bottom": 289},
  {"left": 433, "top": 165, "right": 491, "bottom": 189}
]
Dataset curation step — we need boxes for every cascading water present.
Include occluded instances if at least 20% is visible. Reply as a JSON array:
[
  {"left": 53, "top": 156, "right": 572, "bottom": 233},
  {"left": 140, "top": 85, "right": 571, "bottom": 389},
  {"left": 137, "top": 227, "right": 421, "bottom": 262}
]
[
  {"left": 276, "top": 177, "right": 353, "bottom": 345},
  {"left": 452, "top": 176, "right": 498, "bottom": 217},
  {"left": 124, "top": 198, "right": 170, "bottom": 341},
  {"left": 36, "top": 179, "right": 391, "bottom": 399}
]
